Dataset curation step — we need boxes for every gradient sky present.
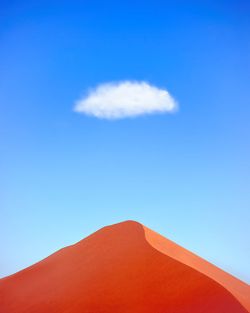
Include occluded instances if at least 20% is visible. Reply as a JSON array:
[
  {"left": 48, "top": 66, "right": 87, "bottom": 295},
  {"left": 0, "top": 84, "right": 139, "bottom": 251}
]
[{"left": 1, "top": 0, "right": 250, "bottom": 283}]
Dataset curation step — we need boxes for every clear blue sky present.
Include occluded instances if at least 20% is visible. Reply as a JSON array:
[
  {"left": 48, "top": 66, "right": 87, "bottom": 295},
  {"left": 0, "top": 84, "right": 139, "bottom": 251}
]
[{"left": 1, "top": 0, "right": 250, "bottom": 282}]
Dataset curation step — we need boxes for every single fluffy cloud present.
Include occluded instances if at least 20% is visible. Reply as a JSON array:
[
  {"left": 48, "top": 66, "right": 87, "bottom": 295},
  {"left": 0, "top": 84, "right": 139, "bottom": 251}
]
[{"left": 74, "top": 81, "right": 177, "bottom": 119}]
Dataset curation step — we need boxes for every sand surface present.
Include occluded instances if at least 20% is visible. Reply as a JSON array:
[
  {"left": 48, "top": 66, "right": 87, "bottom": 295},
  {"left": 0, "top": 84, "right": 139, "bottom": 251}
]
[{"left": 1, "top": 220, "right": 249, "bottom": 313}]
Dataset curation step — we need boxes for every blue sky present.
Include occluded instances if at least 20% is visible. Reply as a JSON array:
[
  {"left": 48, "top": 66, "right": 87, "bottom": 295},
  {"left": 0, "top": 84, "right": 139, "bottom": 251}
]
[{"left": 1, "top": 0, "right": 250, "bottom": 282}]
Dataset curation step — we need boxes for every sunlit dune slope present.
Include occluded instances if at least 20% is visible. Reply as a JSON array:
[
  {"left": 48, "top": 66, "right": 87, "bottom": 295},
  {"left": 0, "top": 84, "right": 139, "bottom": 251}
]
[
  {"left": 144, "top": 225, "right": 250, "bottom": 311},
  {"left": 0, "top": 220, "right": 249, "bottom": 313}
]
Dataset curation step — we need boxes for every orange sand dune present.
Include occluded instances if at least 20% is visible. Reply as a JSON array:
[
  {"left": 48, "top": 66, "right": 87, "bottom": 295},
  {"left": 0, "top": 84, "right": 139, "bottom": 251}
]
[{"left": 0, "top": 220, "right": 249, "bottom": 313}]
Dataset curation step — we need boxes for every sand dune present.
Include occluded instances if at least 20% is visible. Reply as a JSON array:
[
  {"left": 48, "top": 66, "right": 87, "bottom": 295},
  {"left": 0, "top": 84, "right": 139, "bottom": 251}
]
[{"left": 1, "top": 220, "right": 249, "bottom": 313}]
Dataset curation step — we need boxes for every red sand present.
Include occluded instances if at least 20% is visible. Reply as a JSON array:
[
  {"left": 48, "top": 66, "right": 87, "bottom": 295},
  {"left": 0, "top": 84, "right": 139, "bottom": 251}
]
[{"left": 0, "top": 220, "right": 249, "bottom": 313}]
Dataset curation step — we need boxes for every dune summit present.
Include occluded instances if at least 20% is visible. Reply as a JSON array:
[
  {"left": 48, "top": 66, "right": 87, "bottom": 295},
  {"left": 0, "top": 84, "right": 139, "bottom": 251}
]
[{"left": 0, "top": 220, "right": 249, "bottom": 313}]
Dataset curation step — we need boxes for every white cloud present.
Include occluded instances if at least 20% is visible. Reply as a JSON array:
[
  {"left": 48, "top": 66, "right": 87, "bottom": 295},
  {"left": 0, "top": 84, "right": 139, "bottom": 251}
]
[{"left": 74, "top": 81, "right": 178, "bottom": 119}]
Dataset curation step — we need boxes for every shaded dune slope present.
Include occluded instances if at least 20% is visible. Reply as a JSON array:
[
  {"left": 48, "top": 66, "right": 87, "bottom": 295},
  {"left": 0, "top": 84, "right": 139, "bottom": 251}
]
[{"left": 0, "top": 221, "right": 249, "bottom": 313}]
